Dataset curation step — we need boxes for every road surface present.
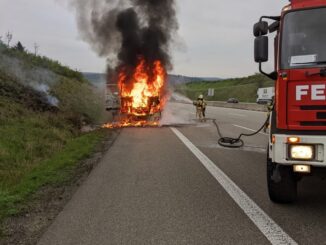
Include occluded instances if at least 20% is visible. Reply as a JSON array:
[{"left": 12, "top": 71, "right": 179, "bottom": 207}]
[{"left": 38, "top": 103, "right": 326, "bottom": 245}]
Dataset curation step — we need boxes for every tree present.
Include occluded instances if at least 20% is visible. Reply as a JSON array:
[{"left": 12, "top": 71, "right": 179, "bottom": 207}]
[
  {"left": 15, "top": 41, "right": 25, "bottom": 52},
  {"left": 6, "top": 31, "right": 13, "bottom": 47},
  {"left": 34, "top": 43, "right": 39, "bottom": 56}
]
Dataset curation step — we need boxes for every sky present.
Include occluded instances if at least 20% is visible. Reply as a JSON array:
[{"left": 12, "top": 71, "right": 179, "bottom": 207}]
[{"left": 0, "top": 0, "right": 288, "bottom": 78}]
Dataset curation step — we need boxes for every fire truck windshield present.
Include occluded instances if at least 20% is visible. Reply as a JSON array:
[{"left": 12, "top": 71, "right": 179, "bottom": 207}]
[{"left": 281, "top": 8, "right": 326, "bottom": 69}]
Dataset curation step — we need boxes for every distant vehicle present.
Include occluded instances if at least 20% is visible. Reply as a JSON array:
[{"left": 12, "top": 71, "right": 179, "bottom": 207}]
[
  {"left": 256, "top": 87, "right": 275, "bottom": 104},
  {"left": 227, "top": 98, "right": 239, "bottom": 103},
  {"left": 106, "top": 92, "right": 120, "bottom": 111}
]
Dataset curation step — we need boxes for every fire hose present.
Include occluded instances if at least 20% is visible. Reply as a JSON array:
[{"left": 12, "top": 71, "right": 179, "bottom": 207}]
[{"left": 207, "top": 115, "right": 271, "bottom": 148}]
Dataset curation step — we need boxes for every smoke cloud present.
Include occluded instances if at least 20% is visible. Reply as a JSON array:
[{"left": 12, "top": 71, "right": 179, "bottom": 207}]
[
  {"left": 70, "top": 0, "right": 178, "bottom": 80},
  {"left": 0, "top": 46, "right": 60, "bottom": 107},
  {"left": 32, "top": 83, "right": 60, "bottom": 107}
]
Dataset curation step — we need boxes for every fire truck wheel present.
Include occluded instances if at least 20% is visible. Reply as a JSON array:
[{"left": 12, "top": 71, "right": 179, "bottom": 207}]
[{"left": 267, "top": 157, "right": 297, "bottom": 203}]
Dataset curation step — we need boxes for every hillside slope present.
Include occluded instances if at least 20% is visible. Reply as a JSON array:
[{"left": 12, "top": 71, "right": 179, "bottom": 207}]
[
  {"left": 0, "top": 42, "right": 106, "bottom": 220},
  {"left": 175, "top": 73, "right": 274, "bottom": 102},
  {"left": 83, "top": 72, "right": 221, "bottom": 88}
]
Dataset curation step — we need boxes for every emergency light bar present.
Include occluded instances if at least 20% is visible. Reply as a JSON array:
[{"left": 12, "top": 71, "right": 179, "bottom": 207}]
[
  {"left": 287, "top": 0, "right": 325, "bottom": 11},
  {"left": 289, "top": 0, "right": 307, "bottom": 2}
]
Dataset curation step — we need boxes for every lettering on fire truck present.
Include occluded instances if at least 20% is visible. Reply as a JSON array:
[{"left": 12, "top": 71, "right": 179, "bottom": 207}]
[{"left": 296, "top": 84, "right": 326, "bottom": 101}]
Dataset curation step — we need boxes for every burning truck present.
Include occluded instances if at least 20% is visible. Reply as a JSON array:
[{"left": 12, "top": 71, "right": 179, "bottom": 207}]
[
  {"left": 105, "top": 58, "right": 167, "bottom": 127},
  {"left": 71, "top": 0, "right": 177, "bottom": 128}
]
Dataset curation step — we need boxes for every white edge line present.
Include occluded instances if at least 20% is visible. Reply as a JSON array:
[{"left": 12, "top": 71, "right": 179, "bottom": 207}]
[
  {"left": 228, "top": 113, "right": 247, "bottom": 117},
  {"left": 233, "top": 124, "right": 268, "bottom": 136},
  {"left": 207, "top": 106, "right": 266, "bottom": 114},
  {"left": 171, "top": 127, "right": 297, "bottom": 245}
]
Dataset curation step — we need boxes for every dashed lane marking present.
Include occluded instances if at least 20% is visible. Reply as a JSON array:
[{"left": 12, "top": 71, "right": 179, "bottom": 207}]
[{"left": 233, "top": 124, "right": 269, "bottom": 136}]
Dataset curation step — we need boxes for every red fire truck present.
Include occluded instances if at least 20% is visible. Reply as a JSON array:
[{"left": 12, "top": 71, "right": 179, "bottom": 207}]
[{"left": 254, "top": 0, "right": 326, "bottom": 203}]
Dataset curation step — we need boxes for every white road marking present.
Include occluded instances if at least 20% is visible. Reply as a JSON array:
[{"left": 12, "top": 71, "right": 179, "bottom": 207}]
[
  {"left": 228, "top": 113, "right": 247, "bottom": 117},
  {"left": 233, "top": 124, "right": 268, "bottom": 136},
  {"left": 208, "top": 106, "right": 266, "bottom": 114},
  {"left": 171, "top": 127, "right": 297, "bottom": 245}
]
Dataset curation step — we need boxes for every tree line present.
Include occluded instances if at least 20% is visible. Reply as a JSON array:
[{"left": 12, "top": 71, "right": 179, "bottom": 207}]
[
  {"left": 0, "top": 31, "right": 40, "bottom": 55},
  {"left": 0, "top": 31, "right": 84, "bottom": 82}
]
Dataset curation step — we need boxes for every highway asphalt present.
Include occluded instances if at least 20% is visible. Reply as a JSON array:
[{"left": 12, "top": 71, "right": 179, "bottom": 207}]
[{"left": 38, "top": 103, "right": 326, "bottom": 245}]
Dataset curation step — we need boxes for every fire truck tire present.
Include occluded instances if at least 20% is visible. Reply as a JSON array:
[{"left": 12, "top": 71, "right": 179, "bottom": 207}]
[{"left": 267, "top": 157, "right": 297, "bottom": 203}]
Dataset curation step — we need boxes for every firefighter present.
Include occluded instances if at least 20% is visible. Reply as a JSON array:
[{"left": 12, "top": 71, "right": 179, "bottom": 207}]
[
  {"left": 194, "top": 94, "right": 207, "bottom": 121},
  {"left": 264, "top": 97, "right": 274, "bottom": 133}
]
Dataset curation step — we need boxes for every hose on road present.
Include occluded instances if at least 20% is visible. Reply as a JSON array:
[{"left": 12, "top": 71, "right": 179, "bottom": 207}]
[{"left": 207, "top": 115, "right": 270, "bottom": 148}]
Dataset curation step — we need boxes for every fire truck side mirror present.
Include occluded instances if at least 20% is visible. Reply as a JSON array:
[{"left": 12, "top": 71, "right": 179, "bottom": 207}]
[
  {"left": 254, "top": 36, "right": 269, "bottom": 63},
  {"left": 253, "top": 21, "right": 268, "bottom": 37},
  {"left": 268, "top": 21, "right": 280, "bottom": 33}
]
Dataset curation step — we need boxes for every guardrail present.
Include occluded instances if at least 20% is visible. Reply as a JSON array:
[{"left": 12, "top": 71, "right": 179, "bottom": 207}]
[{"left": 206, "top": 101, "right": 267, "bottom": 112}]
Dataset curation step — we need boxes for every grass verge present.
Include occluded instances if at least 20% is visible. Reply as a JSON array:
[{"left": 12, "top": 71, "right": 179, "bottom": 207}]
[{"left": 0, "top": 129, "right": 106, "bottom": 220}]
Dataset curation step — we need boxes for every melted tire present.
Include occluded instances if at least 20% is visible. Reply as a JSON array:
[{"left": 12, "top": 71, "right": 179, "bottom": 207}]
[{"left": 267, "top": 157, "right": 297, "bottom": 203}]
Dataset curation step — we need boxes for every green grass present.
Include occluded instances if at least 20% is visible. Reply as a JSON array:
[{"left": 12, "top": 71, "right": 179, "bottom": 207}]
[
  {"left": 52, "top": 77, "right": 105, "bottom": 126},
  {"left": 0, "top": 129, "right": 106, "bottom": 219},
  {"left": 0, "top": 84, "right": 106, "bottom": 220},
  {"left": 0, "top": 42, "right": 109, "bottom": 222},
  {"left": 0, "top": 112, "right": 73, "bottom": 188},
  {"left": 176, "top": 73, "right": 275, "bottom": 102}
]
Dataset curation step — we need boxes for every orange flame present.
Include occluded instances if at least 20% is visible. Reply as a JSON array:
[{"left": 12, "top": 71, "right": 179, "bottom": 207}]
[{"left": 103, "top": 57, "right": 166, "bottom": 128}]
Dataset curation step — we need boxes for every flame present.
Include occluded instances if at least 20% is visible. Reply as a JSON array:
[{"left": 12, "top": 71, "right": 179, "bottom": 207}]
[
  {"left": 102, "top": 120, "right": 159, "bottom": 129},
  {"left": 102, "top": 57, "right": 166, "bottom": 128}
]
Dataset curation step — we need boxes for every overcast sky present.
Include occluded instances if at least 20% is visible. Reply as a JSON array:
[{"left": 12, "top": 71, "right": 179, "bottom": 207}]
[{"left": 0, "top": 0, "right": 288, "bottom": 78}]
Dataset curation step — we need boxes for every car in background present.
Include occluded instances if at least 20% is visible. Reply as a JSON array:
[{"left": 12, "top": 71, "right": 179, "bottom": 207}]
[{"left": 227, "top": 98, "right": 239, "bottom": 103}]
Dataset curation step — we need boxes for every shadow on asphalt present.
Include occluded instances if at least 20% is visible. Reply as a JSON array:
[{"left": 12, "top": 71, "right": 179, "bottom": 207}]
[{"left": 297, "top": 177, "right": 326, "bottom": 205}]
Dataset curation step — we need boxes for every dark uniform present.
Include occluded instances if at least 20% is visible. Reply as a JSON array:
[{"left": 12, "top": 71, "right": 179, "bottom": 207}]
[{"left": 264, "top": 99, "right": 274, "bottom": 133}]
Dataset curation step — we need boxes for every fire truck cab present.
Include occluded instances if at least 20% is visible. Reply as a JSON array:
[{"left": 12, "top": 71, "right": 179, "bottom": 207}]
[{"left": 254, "top": 0, "right": 326, "bottom": 203}]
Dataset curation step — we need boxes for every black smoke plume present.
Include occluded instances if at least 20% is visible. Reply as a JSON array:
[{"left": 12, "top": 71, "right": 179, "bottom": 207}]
[{"left": 71, "top": 0, "right": 178, "bottom": 83}]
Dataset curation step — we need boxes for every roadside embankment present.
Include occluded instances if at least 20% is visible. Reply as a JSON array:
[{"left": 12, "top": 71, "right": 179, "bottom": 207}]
[
  {"left": 171, "top": 93, "right": 268, "bottom": 112},
  {"left": 206, "top": 101, "right": 267, "bottom": 112},
  {"left": 175, "top": 74, "right": 274, "bottom": 103},
  {"left": 0, "top": 41, "right": 116, "bottom": 244}
]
